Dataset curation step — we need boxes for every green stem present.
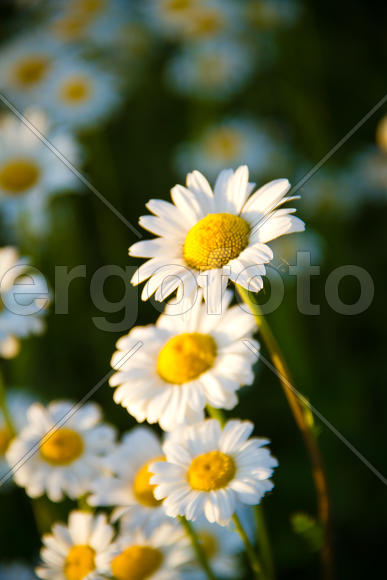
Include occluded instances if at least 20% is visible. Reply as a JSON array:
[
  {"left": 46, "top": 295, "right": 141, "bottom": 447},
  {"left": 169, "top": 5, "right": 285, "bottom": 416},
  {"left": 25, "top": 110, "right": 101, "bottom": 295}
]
[
  {"left": 233, "top": 513, "right": 265, "bottom": 579},
  {"left": 255, "top": 505, "right": 275, "bottom": 580},
  {"left": 179, "top": 516, "right": 217, "bottom": 580},
  {"left": 236, "top": 285, "right": 334, "bottom": 580},
  {"left": 206, "top": 405, "right": 226, "bottom": 425},
  {"left": 0, "top": 368, "right": 16, "bottom": 436}
]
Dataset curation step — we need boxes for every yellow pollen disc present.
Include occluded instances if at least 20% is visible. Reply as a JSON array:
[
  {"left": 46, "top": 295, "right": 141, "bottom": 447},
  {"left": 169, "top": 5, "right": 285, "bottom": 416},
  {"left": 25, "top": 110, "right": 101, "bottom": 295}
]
[
  {"left": 111, "top": 545, "right": 163, "bottom": 580},
  {"left": 198, "top": 531, "right": 218, "bottom": 559},
  {"left": 184, "top": 213, "right": 250, "bottom": 270},
  {"left": 60, "top": 77, "right": 92, "bottom": 104},
  {"left": 0, "top": 159, "right": 40, "bottom": 194},
  {"left": 133, "top": 456, "right": 165, "bottom": 507},
  {"left": 51, "top": 16, "right": 88, "bottom": 40},
  {"left": 190, "top": 10, "right": 224, "bottom": 37},
  {"left": 157, "top": 333, "right": 217, "bottom": 384},
  {"left": 163, "top": 0, "right": 192, "bottom": 15},
  {"left": 204, "top": 128, "right": 242, "bottom": 161},
  {"left": 40, "top": 428, "right": 84, "bottom": 465},
  {"left": 188, "top": 450, "right": 236, "bottom": 491},
  {"left": 376, "top": 115, "right": 387, "bottom": 154},
  {"left": 0, "top": 426, "right": 12, "bottom": 455},
  {"left": 12, "top": 56, "right": 50, "bottom": 87},
  {"left": 64, "top": 545, "right": 95, "bottom": 580}
]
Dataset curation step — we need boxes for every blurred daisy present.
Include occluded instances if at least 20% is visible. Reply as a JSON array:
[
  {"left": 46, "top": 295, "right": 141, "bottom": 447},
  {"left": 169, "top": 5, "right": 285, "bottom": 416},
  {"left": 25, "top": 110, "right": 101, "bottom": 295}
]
[
  {"left": 0, "top": 390, "right": 38, "bottom": 483},
  {"left": 175, "top": 118, "right": 276, "bottom": 181},
  {"left": 130, "top": 165, "right": 304, "bottom": 310},
  {"left": 107, "top": 523, "right": 190, "bottom": 580},
  {"left": 145, "top": 0, "right": 199, "bottom": 39},
  {"left": 110, "top": 291, "right": 258, "bottom": 431},
  {"left": 0, "top": 110, "right": 81, "bottom": 235},
  {"left": 244, "top": 0, "right": 301, "bottom": 30},
  {"left": 0, "top": 246, "right": 49, "bottom": 358},
  {"left": 270, "top": 229, "right": 324, "bottom": 279},
  {"left": 0, "top": 562, "right": 37, "bottom": 580},
  {"left": 185, "top": 517, "right": 243, "bottom": 579},
  {"left": 0, "top": 34, "right": 61, "bottom": 108},
  {"left": 90, "top": 426, "right": 171, "bottom": 533},
  {"left": 166, "top": 39, "right": 254, "bottom": 100},
  {"left": 36, "top": 510, "right": 115, "bottom": 580},
  {"left": 6, "top": 400, "right": 116, "bottom": 501},
  {"left": 151, "top": 418, "right": 278, "bottom": 525},
  {"left": 41, "top": 59, "right": 120, "bottom": 130}
]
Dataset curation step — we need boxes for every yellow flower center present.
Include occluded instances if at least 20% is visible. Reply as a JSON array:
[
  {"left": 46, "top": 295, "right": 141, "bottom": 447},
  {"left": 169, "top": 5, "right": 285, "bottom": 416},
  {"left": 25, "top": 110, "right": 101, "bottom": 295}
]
[
  {"left": 75, "top": 0, "right": 106, "bottom": 15},
  {"left": 12, "top": 56, "right": 51, "bottom": 88},
  {"left": 157, "top": 333, "right": 217, "bottom": 384},
  {"left": 162, "top": 0, "right": 192, "bottom": 15},
  {"left": 198, "top": 55, "right": 228, "bottom": 86},
  {"left": 188, "top": 450, "right": 236, "bottom": 491},
  {"left": 183, "top": 213, "right": 250, "bottom": 270},
  {"left": 111, "top": 546, "right": 163, "bottom": 580},
  {"left": 51, "top": 15, "right": 89, "bottom": 40},
  {"left": 59, "top": 77, "right": 92, "bottom": 104},
  {"left": 199, "top": 531, "right": 218, "bottom": 559},
  {"left": 0, "top": 158, "right": 40, "bottom": 194},
  {"left": 133, "top": 456, "right": 165, "bottom": 507},
  {"left": 0, "top": 426, "right": 12, "bottom": 456},
  {"left": 40, "top": 428, "right": 84, "bottom": 465},
  {"left": 64, "top": 545, "right": 95, "bottom": 580},
  {"left": 204, "top": 128, "right": 242, "bottom": 161},
  {"left": 189, "top": 9, "right": 224, "bottom": 37}
]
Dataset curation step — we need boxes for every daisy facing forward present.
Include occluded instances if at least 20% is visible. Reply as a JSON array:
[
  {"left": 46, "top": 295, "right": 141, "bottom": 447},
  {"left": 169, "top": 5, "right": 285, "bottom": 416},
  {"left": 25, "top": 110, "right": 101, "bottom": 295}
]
[
  {"left": 150, "top": 418, "right": 277, "bottom": 526},
  {"left": 6, "top": 400, "right": 116, "bottom": 501},
  {"left": 36, "top": 510, "right": 115, "bottom": 580},
  {"left": 89, "top": 426, "right": 170, "bottom": 533},
  {"left": 107, "top": 523, "right": 190, "bottom": 580},
  {"left": 130, "top": 165, "right": 304, "bottom": 310},
  {"left": 110, "top": 291, "right": 259, "bottom": 431}
]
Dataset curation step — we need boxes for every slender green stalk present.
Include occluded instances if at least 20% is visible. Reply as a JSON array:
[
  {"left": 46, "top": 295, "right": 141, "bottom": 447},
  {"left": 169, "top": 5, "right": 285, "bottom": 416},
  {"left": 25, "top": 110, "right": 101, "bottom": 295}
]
[
  {"left": 0, "top": 367, "right": 16, "bottom": 436},
  {"left": 178, "top": 516, "right": 217, "bottom": 580},
  {"left": 255, "top": 505, "right": 275, "bottom": 580},
  {"left": 236, "top": 285, "right": 333, "bottom": 580},
  {"left": 232, "top": 513, "right": 265, "bottom": 580},
  {"left": 206, "top": 405, "right": 226, "bottom": 426}
]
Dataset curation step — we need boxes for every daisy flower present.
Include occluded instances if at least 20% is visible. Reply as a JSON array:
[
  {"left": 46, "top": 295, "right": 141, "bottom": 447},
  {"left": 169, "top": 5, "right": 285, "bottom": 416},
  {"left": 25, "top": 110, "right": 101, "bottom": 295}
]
[
  {"left": 107, "top": 523, "right": 190, "bottom": 580},
  {"left": 0, "top": 246, "right": 49, "bottom": 358},
  {"left": 110, "top": 291, "right": 259, "bottom": 431},
  {"left": 0, "top": 110, "right": 81, "bottom": 235},
  {"left": 175, "top": 118, "right": 277, "bottom": 181},
  {"left": 165, "top": 39, "right": 254, "bottom": 100},
  {"left": 129, "top": 165, "right": 305, "bottom": 311},
  {"left": 0, "top": 33, "right": 62, "bottom": 108},
  {"left": 36, "top": 510, "right": 115, "bottom": 580},
  {"left": 6, "top": 400, "right": 116, "bottom": 501},
  {"left": 89, "top": 426, "right": 171, "bottom": 533},
  {"left": 0, "top": 389, "right": 38, "bottom": 482},
  {"left": 185, "top": 517, "right": 243, "bottom": 579},
  {"left": 0, "top": 562, "right": 37, "bottom": 580},
  {"left": 150, "top": 418, "right": 278, "bottom": 526},
  {"left": 40, "top": 59, "right": 120, "bottom": 130}
]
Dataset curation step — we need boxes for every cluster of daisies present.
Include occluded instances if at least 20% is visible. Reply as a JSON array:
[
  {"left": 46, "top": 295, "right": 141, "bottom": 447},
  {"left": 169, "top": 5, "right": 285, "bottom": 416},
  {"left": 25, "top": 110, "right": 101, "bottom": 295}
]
[{"left": 0, "top": 164, "right": 304, "bottom": 578}]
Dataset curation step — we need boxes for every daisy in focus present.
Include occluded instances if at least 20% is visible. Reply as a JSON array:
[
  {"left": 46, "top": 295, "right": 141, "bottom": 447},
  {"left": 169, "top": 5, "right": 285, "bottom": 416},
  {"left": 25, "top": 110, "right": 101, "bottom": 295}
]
[
  {"left": 150, "top": 418, "right": 278, "bottom": 526},
  {"left": 90, "top": 426, "right": 170, "bottom": 533},
  {"left": 110, "top": 291, "right": 258, "bottom": 431},
  {"left": 130, "top": 165, "right": 305, "bottom": 310},
  {"left": 36, "top": 510, "right": 115, "bottom": 580},
  {"left": 0, "top": 246, "right": 49, "bottom": 358},
  {"left": 166, "top": 40, "right": 254, "bottom": 100},
  {"left": 0, "top": 111, "right": 81, "bottom": 235},
  {"left": 40, "top": 59, "right": 120, "bottom": 130},
  {"left": 107, "top": 523, "right": 190, "bottom": 580},
  {"left": 6, "top": 400, "right": 116, "bottom": 501},
  {"left": 175, "top": 118, "right": 277, "bottom": 181}
]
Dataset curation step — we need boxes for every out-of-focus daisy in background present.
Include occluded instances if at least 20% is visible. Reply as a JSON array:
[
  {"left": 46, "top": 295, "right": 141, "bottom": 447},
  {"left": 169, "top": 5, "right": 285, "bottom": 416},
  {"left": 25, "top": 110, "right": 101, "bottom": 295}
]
[
  {"left": 165, "top": 39, "right": 254, "bottom": 100},
  {"left": 6, "top": 400, "right": 116, "bottom": 501},
  {"left": 36, "top": 510, "right": 115, "bottom": 580},
  {"left": 0, "top": 390, "right": 37, "bottom": 483},
  {"left": 130, "top": 165, "right": 304, "bottom": 309},
  {"left": 269, "top": 229, "right": 324, "bottom": 281},
  {"left": 175, "top": 118, "right": 277, "bottom": 181},
  {"left": 0, "top": 246, "right": 49, "bottom": 359},
  {"left": 151, "top": 419, "right": 278, "bottom": 526},
  {"left": 0, "top": 562, "right": 37, "bottom": 580},
  {"left": 90, "top": 426, "right": 171, "bottom": 533},
  {"left": 0, "top": 110, "right": 81, "bottom": 236},
  {"left": 244, "top": 0, "right": 301, "bottom": 30},
  {"left": 109, "top": 292, "right": 258, "bottom": 431},
  {"left": 40, "top": 59, "right": 121, "bottom": 131},
  {"left": 107, "top": 523, "right": 190, "bottom": 580}
]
